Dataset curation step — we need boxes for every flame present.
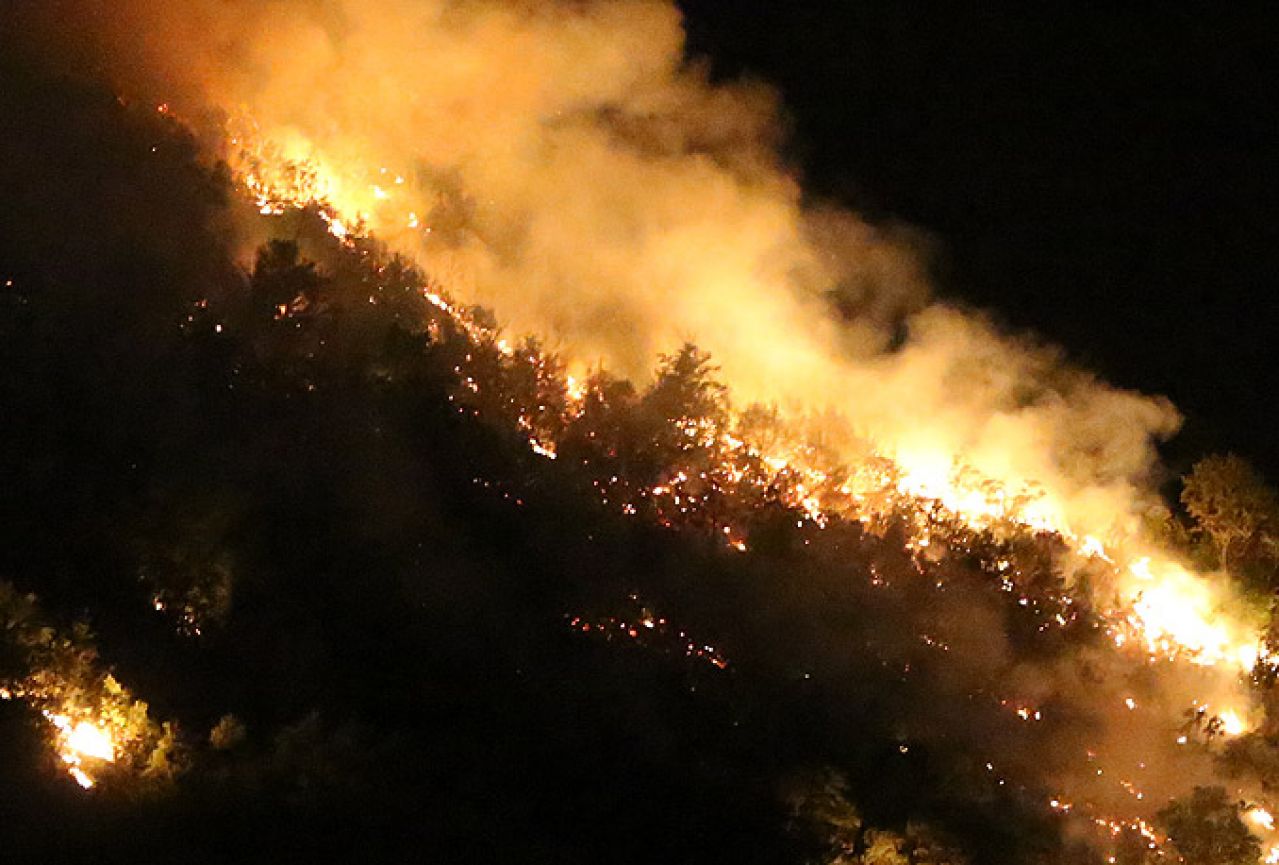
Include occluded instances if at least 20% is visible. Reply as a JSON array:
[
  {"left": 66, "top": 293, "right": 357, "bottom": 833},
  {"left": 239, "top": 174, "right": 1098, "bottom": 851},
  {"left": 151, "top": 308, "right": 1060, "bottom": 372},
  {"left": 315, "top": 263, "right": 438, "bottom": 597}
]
[
  {"left": 892, "top": 455, "right": 1264, "bottom": 672},
  {"left": 1117, "top": 556, "right": 1261, "bottom": 671},
  {"left": 894, "top": 455, "right": 1056, "bottom": 533},
  {"left": 65, "top": 720, "right": 116, "bottom": 761},
  {"left": 43, "top": 711, "right": 116, "bottom": 788},
  {"left": 1219, "top": 709, "right": 1249, "bottom": 738},
  {"left": 227, "top": 114, "right": 419, "bottom": 250},
  {"left": 1249, "top": 807, "right": 1275, "bottom": 832}
]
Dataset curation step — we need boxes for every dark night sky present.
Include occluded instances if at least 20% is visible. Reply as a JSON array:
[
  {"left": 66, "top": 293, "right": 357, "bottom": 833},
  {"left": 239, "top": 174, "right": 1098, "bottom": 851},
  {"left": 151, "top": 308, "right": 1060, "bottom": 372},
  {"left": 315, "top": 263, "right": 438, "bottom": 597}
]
[{"left": 677, "top": 4, "right": 1278, "bottom": 483}]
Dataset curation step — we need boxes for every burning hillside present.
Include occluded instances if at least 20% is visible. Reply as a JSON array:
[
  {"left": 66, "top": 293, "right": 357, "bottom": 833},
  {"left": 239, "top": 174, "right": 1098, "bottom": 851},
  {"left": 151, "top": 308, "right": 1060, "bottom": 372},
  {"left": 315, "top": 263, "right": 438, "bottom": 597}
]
[{"left": 3, "top": 3, "right": 1279, "bottom": 864}]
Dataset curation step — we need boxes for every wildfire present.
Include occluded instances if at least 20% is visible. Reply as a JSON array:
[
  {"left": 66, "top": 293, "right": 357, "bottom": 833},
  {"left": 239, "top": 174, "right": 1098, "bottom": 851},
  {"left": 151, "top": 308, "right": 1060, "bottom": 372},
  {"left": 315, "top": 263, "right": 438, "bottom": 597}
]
[
  {"left": 43, "top": 711, "right": 116, "bottom": 789},
  {"left": 895, "top": 457, "right": 1056, "bottom": 534},
  {"left": 208, "top": 123, "right": 1279, "bottom": 865},
  {"left": 880, "top": 449, "right": 1266, "bottom": 675},
  {"left": 1114, "top": 556, "right": 1260, "bottom": 670},
  {"left": 1, "top": 9, "right": 1272, "bottom": 860},
  {"left": 1219, "top": 709, "right": 1249, "bottom": 738},
  {"left": 220, "top": 118, "right": 1275, "bottom": 682},
  {"left": 1, "top": 584, "right": 158, "bottom": 794},
  {"left": 567, "top": 598, "right": 730, "bottom": 672},
  {"left": 224, "top": 112, "right": 423, "bottom": 251},
  {"left": 1248, "top": 807, "right": 1275, "bottom": 832}
]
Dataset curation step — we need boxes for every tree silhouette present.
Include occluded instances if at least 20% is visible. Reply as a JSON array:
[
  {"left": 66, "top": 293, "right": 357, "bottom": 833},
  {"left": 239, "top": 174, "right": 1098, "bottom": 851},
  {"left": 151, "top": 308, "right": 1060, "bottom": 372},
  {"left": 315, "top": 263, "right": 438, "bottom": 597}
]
[{"left": 1157, "top": 786, "right": 1261, "bottom": 865}]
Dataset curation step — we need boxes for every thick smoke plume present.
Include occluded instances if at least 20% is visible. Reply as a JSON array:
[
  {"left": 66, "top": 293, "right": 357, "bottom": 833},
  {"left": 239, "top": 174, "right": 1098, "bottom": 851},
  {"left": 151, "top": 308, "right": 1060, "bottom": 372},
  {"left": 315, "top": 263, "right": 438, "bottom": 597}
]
[{"left": 29, "top": 0, "right": 1182, "bottom": 542}]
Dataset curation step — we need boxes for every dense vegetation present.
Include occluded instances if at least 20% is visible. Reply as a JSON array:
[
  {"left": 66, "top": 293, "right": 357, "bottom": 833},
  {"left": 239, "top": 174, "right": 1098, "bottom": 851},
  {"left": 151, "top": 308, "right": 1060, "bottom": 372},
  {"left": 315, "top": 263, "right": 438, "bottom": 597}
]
[{"left": 4, "top": 53, "right": 1279, "bottom": 865}]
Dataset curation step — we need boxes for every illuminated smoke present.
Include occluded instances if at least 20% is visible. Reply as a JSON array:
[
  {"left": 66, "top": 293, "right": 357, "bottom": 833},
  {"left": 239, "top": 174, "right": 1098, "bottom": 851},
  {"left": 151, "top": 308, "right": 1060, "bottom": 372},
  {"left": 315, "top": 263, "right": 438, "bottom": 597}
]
[{"left": 38, "top": 0, "right": 1181, "bottom": 534}]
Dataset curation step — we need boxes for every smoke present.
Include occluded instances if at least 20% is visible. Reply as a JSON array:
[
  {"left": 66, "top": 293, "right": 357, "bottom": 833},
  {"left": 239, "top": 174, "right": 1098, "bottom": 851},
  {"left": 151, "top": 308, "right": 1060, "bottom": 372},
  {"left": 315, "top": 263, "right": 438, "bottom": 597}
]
[{"left": 25, "top": 0, "right": 1184, "bottom": 543}]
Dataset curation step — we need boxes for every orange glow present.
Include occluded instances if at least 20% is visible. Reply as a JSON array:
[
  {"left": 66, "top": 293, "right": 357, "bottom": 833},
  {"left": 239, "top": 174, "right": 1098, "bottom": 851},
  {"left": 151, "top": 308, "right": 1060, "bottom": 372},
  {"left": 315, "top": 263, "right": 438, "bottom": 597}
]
[{"left": 44, "top": 711, "right": 116, "bottom": 788}]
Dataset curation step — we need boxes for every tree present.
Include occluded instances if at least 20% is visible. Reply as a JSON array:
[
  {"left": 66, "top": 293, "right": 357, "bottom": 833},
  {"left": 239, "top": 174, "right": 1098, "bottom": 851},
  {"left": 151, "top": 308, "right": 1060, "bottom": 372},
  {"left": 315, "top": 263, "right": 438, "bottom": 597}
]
[
  {"left": 862, "top": 830, "right": 909, "bottom": 865},
  {"left": 902, "top": 822, "right": 968, "bottom": 865},
  {"left": 1181, "top": 455, "right": 1279, "bottom": 581},
  {"left": 1156, "top": 786, "right": 1261, "bottom": 865},
  {"left": 249, "top": 239, "right": 326, "bottom": 316},
  {"left": 785, "top": 768, "right": 863, "bottom": 863},
  {"left": 641, "top": 343, "right": 729, "bottom": 441}
]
